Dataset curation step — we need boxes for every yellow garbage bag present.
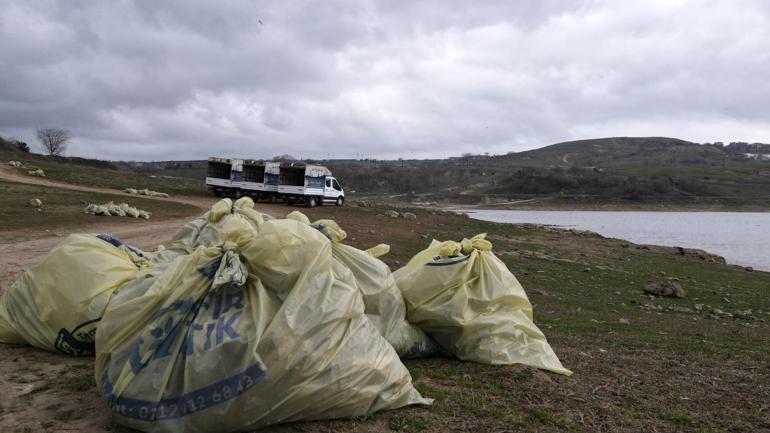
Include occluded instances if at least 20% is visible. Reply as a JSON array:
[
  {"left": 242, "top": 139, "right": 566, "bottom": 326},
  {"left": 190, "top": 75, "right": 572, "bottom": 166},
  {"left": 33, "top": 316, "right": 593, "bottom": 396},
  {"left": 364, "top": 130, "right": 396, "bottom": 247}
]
[
  {"left": 164, "top": 198, "right": 267, "bottom": 259},
  {"left": 292, "top": 213, "right": 437, "bottom": 358},
  {"left": 95, "top": 218, "right": 428, "bottom": 433},
  {"left": 394, "top": 233, "right": 572, "bottom": 376},
  {"left": 0, "top": 234, "right": 150, "bottom": 355}
]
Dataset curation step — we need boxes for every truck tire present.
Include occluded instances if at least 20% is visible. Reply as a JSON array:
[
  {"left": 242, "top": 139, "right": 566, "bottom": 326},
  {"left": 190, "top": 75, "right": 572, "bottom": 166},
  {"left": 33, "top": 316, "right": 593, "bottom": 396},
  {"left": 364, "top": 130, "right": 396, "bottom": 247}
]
[
  {"left": 307, "top": 196, "right": 317, "bottom": 208},
  {"left": 335, "top": 196, "right": 344, "bottom": 206}
]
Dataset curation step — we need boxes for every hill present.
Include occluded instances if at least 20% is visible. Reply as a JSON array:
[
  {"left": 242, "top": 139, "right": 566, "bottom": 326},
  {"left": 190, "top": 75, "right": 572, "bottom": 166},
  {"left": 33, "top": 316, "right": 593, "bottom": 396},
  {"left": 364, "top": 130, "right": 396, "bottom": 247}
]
[{"left": 21, "top": 135, "right": 770, "bottom": 209}]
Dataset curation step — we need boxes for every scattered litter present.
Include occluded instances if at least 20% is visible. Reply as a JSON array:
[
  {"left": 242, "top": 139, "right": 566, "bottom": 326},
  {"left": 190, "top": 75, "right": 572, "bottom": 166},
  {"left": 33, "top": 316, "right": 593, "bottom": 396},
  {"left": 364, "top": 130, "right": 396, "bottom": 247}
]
[
  {"left": 385, "top": 210, "right": 400, "bottom": 218},
  {"left": 8, "top": 160, "right": 21, "bottom": 167},
  {"left": 85, "top": 202, "right": 151, "bottom": 219},
  {"left": 28, "top": 168, "right": 45, "bottom": 177},
  {"left": 28, "top": 198, "right": 43, "bottom": 208},
  {"left": 124, "top": 187, "right": 170, "bottom": 198}
]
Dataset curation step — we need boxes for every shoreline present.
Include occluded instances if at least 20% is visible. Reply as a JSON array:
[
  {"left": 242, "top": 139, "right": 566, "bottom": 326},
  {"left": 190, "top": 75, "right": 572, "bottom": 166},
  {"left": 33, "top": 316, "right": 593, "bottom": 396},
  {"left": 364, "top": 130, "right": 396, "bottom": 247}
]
[{"left": 449, "top": 209, "right": 769, "bottom": 273}]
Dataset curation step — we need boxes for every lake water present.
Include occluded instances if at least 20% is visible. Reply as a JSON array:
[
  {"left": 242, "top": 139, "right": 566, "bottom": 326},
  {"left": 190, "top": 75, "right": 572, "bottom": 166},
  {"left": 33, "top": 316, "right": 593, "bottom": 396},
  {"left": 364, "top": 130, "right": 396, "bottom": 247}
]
[{"left": 461, "top": 210, "right": 770, "bottom": 271}]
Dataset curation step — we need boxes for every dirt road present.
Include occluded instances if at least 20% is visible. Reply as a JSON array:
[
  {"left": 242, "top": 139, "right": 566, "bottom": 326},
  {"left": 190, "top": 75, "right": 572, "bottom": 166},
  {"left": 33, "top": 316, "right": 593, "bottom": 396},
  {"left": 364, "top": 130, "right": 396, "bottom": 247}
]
[{"left": 0, "top": 166, "right": 286, "bottom": 287}]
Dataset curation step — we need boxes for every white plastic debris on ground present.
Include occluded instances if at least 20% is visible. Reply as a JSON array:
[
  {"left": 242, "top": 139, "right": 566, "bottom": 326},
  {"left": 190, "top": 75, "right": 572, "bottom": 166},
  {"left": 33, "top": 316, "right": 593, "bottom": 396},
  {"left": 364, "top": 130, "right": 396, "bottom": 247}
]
[
  {"left": 85, "top": 202, "right": 151, "bottom": 219},
  {"left": 8, "top": 160, "right": 22, "bottom": 167},
  {"left": 124, "top": 187, "right": 170, "bottom": 198},
  {"left": 28, "top": 168, "right": 45, "bottom": 177}
]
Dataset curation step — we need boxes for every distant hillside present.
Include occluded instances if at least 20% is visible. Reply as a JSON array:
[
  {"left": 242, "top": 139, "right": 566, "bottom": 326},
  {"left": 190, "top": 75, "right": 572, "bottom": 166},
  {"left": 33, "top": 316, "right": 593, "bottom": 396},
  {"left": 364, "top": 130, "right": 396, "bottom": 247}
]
[
  {"left": 10, "top": 134, "right": 767, "bottom": 208},
  {"left": 322, "top": 137, "right": 770, "bottom": 207},
  {"left": 499, "top": 137, "right": 729, "bottom": 168}
]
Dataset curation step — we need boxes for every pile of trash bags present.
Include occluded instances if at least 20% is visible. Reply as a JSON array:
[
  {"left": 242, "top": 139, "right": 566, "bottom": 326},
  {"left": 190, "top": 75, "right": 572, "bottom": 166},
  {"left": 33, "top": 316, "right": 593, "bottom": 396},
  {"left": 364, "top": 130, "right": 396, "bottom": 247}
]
[
  {"left": 8, "top": 160, "right": 22, "bottom": 167},
  {"left": 0, "top": 197, "right": 571, "bottom": 433},
  {"left": 85, "top": 202, "right": 151, "bottom": 219},
  {"left": 28, "top": 168, "right": 45, "bottom": 177},
  {"left": 124, "top": 187, "right": 170, "bottom": 198}
]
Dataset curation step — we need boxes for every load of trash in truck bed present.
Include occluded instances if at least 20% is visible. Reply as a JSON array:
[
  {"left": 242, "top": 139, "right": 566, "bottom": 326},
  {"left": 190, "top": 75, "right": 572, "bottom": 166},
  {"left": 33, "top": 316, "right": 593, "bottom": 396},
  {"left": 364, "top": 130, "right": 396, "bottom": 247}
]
[{"left": 0, "top": 197, "right": 571, "bottom": 433}]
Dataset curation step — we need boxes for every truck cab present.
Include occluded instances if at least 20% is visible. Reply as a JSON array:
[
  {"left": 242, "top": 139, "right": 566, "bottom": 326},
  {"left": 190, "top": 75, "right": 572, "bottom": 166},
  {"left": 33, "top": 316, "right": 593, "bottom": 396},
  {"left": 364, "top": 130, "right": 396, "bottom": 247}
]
[{"left": 323, "top": 176, "right": 345, "bottom": 206}]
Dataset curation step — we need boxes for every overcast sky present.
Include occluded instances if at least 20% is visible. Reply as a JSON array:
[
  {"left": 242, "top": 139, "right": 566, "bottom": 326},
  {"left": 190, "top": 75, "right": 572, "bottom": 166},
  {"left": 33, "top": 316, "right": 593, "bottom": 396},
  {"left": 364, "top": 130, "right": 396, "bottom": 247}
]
[{"left": 1, "top": 1, "right": 769, "bottom": 161}]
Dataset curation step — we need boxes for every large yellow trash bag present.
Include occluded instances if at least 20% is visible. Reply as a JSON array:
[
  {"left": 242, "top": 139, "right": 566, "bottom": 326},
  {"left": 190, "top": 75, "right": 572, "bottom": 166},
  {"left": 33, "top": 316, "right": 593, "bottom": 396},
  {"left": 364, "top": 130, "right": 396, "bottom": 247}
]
[
  {"left": 95, "top": 219, "right": 428, "bottom": 433},
  {"left": 161, "top": 197, "right": 268, "bottom": 260},
  {"left": 393, "top": 233, "right": 572, "bottom": 376},
  {"left": 286, "top": 212, "right": 437, "bottom": 358},
  {"left": 0, "top": 234, "right": 150, "bottom": 355}
]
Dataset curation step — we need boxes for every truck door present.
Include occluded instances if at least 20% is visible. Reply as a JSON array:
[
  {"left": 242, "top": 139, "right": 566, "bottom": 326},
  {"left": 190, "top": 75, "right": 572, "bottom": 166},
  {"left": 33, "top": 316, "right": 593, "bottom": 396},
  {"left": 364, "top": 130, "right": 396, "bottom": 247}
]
[
  {"left": 332, "top": 178, "right": 343, "bottom": 195},
  {"left": 324, "top": 177, "right": 335, "bottom": 199}
]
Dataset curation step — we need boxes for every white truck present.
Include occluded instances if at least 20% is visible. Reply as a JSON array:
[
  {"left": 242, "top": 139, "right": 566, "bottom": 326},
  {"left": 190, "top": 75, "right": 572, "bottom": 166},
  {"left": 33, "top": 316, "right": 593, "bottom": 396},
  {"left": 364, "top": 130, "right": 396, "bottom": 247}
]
[
  {"left": 206, "top": 157, "right": 345, "bottom": 206},
  {"left": 277, "top": 162, "right": 345, "bottom": 207},
  {"left": 205, "top": 157, "right": 242, "bottom": 197}
]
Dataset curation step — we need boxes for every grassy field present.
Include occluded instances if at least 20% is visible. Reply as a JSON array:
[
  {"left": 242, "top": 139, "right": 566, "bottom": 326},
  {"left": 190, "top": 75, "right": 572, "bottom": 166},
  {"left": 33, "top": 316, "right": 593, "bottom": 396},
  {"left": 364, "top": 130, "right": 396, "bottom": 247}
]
[
  {"left": 4, "top": 155, "right": 208, "bottom": 196},
  {"left": 1, "top": 196, "right": 768, "bottom": 432},
  {"left": 292, "top": 205, "right": 770, "bottom": 432},
  {"left": 0, "top": 180, "right": 199, "bottom": 233}
]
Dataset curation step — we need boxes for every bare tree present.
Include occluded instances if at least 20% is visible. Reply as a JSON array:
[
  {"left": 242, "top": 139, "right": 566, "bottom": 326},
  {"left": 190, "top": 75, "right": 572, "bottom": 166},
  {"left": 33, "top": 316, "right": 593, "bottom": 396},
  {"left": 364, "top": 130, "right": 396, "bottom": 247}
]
[{"left": 36, "top": 128, "right": 70, "bottom": 156}]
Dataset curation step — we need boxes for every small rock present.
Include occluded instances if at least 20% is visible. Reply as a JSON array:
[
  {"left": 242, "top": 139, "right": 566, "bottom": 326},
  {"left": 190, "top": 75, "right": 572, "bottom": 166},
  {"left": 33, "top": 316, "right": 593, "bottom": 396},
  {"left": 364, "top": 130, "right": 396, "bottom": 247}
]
[
  {"left": 671, "top": 306, "right": 692, "bottom": 313},
  {"left": 368, "top": 229, "right": 375, "bottom": 234},
  {"left": 384, "top": 210, "right": 399, "bottom": 218},
  {"left": 643, "top": 281, "right": 685, "bottom": 298},
  {"left": 583, "top": 268, "right": 591, "bottom": 272},
  {"left": 694, "top": 303, "right": 705, "bottom": 311},
  {"left": 28, "top": 198, "right": 43, "bottom": 208},
  {"left": 402, "top": 212, "right": 417, "bottom": 220},
  {"left": 711, "top": 308, "right": 733, "bottom": 319},
  {"left": 734, "top": 309, "right": 755, "bottom": 320},
  {"left": 420, "top": 234, "right": 428, "bottom": 239},
  {"left": 619, "top": 318, "right": 630, "bottom": 325},
  {"left": 745, "top": 266, "right": 754, "bottom": 272}
]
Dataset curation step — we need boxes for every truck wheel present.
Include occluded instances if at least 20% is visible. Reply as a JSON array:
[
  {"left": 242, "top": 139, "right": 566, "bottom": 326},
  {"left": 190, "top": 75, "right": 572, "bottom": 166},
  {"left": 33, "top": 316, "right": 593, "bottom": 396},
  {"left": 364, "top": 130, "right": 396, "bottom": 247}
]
[
  {"left": 307, "top": 196, "right": 317, "bottom": 208},
  {"left": 335, "top": 196, "right": 344, "bottom": 206}
]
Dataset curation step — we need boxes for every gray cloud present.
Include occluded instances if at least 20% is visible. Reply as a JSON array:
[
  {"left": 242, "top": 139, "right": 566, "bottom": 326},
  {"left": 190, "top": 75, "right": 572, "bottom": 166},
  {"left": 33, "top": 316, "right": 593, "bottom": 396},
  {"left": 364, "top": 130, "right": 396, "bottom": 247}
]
[{"left": 1, "top": 0, "right": 769, "bottom": 161}]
